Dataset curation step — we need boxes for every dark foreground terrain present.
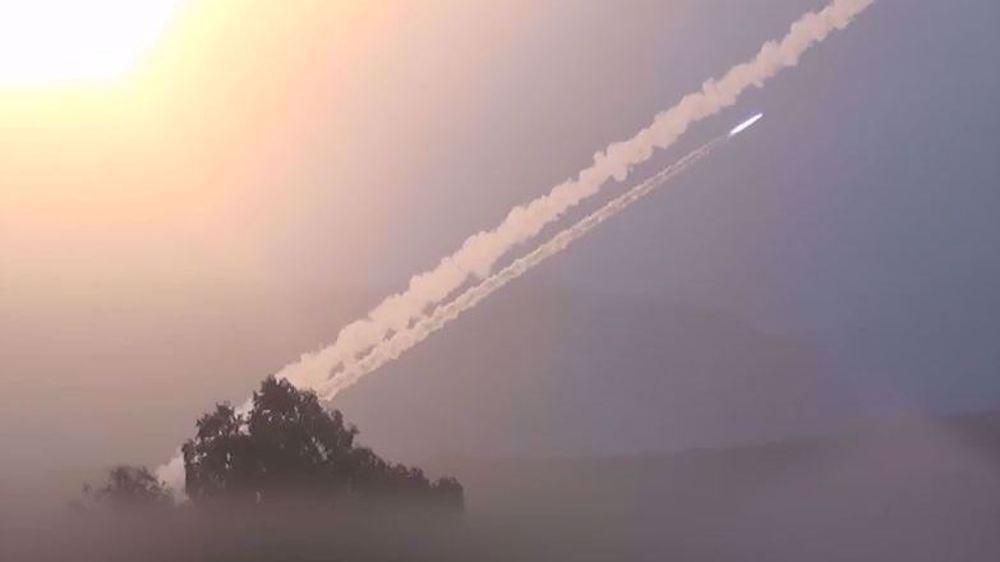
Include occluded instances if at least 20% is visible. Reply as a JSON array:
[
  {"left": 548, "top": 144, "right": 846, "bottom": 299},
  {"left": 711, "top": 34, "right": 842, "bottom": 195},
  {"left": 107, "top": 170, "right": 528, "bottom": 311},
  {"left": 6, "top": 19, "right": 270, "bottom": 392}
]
[{"left": 3, "top": 411, "right": 999, "bottom": 561}]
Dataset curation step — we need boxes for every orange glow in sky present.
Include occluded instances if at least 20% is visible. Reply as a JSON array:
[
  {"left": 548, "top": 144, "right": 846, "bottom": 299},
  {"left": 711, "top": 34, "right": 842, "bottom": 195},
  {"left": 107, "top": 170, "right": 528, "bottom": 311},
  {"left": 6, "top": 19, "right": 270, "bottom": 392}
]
[
  {"left": 0, "top": 0, "right": 177, "bottom": 83},
  {"left": 0, "top": 1, "right": 397, "bottom": 293}
]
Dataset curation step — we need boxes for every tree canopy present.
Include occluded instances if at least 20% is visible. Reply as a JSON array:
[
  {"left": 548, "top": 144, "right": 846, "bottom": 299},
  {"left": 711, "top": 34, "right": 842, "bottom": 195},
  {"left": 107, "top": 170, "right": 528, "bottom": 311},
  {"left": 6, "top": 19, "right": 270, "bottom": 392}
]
[
  {"left": 83, "top": 464, "right": 173, "bottom": 510},
  {"left": 181, "top": 376, "right": 463, "bottom": 509}
]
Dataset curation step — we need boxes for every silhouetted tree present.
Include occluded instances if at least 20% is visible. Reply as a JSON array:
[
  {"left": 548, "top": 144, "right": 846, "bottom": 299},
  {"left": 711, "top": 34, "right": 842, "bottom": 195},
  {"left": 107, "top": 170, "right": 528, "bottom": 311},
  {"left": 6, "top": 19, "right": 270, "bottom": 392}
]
[
  {"left": 83, "top": 464, "right": 172, "bottom": 510},
  {"left": 182, "top": 376, "right": 463, "bottom": 509}
]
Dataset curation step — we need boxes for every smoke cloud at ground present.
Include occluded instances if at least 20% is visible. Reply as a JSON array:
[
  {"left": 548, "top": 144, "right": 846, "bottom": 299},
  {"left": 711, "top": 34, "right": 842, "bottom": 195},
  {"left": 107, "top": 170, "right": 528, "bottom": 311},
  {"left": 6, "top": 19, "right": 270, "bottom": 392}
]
[{"left": 11, "top": 414, "right": 1000, "bottom": 562}]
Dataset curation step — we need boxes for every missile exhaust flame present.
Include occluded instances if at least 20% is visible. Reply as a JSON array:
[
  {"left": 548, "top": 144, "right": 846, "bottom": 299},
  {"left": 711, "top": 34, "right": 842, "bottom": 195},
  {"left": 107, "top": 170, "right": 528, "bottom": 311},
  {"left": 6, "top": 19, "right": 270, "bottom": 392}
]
[{"left": 729, "top": 113, "right": 764, "bottom": 137}]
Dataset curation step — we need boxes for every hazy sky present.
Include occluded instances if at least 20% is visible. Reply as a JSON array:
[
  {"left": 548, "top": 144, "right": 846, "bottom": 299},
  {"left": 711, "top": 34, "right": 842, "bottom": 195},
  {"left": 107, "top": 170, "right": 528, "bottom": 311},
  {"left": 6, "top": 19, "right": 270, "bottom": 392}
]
[{"left": 2, "top": 0, "right": 999, "bottom": 494}]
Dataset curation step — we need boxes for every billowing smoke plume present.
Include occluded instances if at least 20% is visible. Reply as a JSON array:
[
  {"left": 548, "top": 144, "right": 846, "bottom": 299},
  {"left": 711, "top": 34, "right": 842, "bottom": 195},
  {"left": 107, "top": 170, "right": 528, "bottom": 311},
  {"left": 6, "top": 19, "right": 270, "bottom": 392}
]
[
  {"left": 319, "top": 138, "right": 723, "bottom": 398},
  {"left": 158, "top": 0, "right": 874, "bottom": 491},
  {"left": 276, "top": 0, "right": 875, "bottom": 393}
]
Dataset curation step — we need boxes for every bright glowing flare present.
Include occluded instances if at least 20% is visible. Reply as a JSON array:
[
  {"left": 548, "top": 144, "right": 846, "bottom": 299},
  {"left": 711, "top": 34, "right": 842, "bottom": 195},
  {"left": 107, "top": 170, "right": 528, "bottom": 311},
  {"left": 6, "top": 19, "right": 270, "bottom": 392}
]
[
  {"left": 728, "top": 113, "right": 764, "bottom": 137},
  {"left": 0, "top": 0, "right": 177, "bottom": 84}
]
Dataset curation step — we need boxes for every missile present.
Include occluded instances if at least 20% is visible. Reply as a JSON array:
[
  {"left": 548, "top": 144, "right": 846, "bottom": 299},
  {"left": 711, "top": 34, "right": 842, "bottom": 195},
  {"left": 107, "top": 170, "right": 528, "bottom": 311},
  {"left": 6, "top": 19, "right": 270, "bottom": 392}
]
[{"left": 728, "top": 112, "right": 764, "bottom": 137}]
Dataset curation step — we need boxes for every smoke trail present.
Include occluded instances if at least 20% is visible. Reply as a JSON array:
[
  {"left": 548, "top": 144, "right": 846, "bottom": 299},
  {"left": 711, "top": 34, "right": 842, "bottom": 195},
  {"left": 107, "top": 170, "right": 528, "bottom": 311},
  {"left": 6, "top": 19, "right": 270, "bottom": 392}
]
[
  {"left": 157, "top": 138, "right": 721, "bottom": 492},
  {"left": 318, "top": 137, "right": 725, "bottom": 399},
  {"left": 275, "top": 0, "right": 874, "bottom": 393},
  {"left": 158, "top": 0, "right": 874, "bottom": 491}
]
